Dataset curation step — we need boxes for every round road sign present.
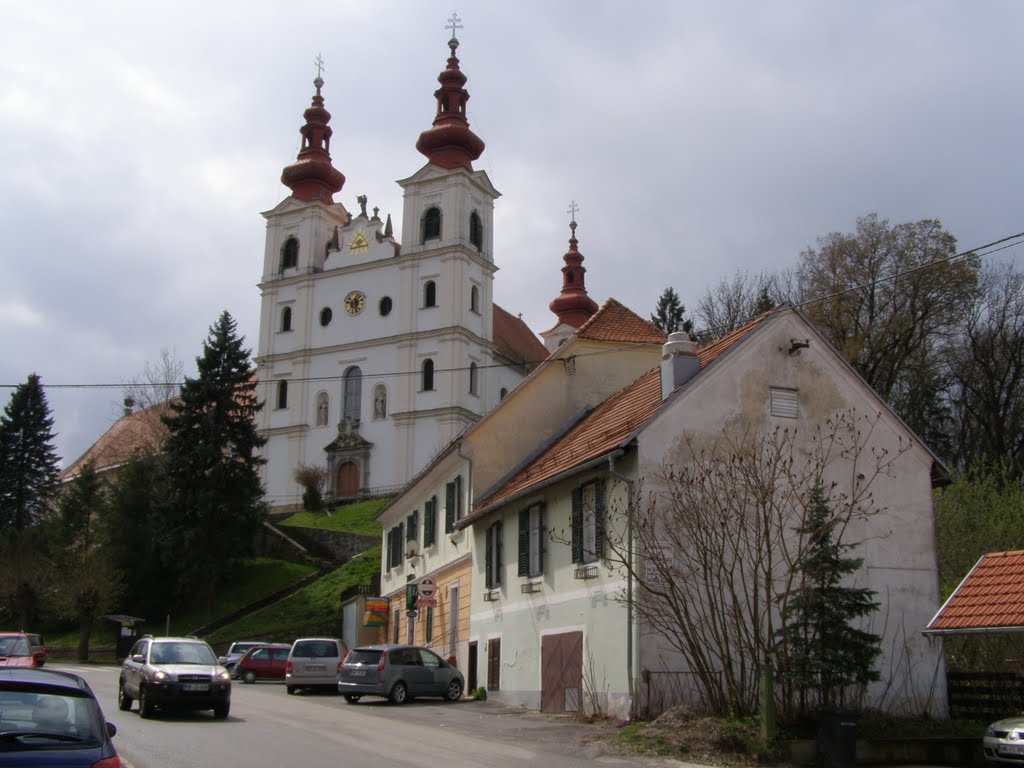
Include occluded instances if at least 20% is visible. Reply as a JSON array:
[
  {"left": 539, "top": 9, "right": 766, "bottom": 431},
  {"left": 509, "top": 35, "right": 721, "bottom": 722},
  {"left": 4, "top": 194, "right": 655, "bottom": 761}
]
[{"left": 418, "top": 576, "right": 437, "bottom": 599}]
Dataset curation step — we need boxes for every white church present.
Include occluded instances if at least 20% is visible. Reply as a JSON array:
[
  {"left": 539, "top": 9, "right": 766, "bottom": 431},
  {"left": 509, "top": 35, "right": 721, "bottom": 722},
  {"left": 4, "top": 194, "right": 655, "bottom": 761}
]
[{"left": 255, "top": 33, "right": 599, "bottom": 511}]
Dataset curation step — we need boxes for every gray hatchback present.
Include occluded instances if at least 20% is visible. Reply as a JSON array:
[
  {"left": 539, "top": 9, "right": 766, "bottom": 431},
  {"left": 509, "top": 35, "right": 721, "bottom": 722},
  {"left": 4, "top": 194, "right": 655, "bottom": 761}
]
[{"left": 338, "top": 644, "right": 463, "bottom": 705}]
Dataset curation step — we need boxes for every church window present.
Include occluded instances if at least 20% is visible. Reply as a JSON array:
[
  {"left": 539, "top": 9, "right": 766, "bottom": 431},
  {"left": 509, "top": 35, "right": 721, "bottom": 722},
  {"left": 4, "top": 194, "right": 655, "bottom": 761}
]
[
  {"left": 469, "top": 362, "right": 479, "bottom": 396},
  {"left": 276, "top": 380, "right": 288, "bottom": 410},
  {"left": 343, "top": 366, "right": 362, "bottom": 421},
  {"left": 469, "top": 212, "right": 482, "bottom": 251},
  {"left": 422, "top": 207, "right": 441, "bottom": 242},
  {"left": 320, "top": 307, "right": 332, "bottom": 326},
  {"left": 315, "top": 392, "right": 329, "bottom": 426},
  {"left": 379, "top": 296, "right": 393, "bottom": 316},
  {"left": 280, "top": 306, "right": 292, "bottom": 332},
  {"left": 423, "top": 281, "right": 437, "bottom": 308},
  {"left": 470, "top": 285, "right": 479, "bottom": 314},
  {"left": 281, "top": 237, "right": 299, "bottom": 270},
  {"left": 422, "top": 359, "right": 435, "bottom": 392}
]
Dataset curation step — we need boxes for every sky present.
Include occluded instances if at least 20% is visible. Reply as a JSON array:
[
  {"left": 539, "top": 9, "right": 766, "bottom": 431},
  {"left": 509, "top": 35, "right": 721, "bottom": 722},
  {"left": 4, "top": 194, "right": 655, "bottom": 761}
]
[{"left": 2, "top": 1, "right": 1023, "bottom": 468}]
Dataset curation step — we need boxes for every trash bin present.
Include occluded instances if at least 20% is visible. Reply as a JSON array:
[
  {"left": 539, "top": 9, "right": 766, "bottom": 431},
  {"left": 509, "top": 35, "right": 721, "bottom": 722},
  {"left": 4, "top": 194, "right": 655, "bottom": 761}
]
[{"left": 817, "top": 708, "right": 858, "bottom": 768}]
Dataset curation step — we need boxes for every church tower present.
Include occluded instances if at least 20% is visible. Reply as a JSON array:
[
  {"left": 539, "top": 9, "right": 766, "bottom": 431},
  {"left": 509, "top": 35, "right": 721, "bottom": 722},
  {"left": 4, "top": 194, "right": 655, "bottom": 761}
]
[
  {"left": 541, "top": 210, "right": 599, "bottom": 352},
  {"left": 255, "top": 32, "right": 546, "bottom": 512}
]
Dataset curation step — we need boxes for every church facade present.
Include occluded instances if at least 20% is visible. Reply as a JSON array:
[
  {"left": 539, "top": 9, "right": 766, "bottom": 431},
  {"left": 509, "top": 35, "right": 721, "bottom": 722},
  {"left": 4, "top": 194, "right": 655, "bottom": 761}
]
[{"left": 254, "top": 36, "right": 552, "bottom": 511}]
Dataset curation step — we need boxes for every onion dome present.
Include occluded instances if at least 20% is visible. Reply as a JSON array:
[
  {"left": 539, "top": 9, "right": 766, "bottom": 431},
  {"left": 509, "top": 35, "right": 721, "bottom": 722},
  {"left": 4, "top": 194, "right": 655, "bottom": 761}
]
[
  {"left": 281, "top": 76, "right": 346, "bottom": 203},
  {"left": 549, "top": 218, "right": 599, "bottom": 327},
  {"left": 415, "top": 35, "right": 485, "bottom": 171}
]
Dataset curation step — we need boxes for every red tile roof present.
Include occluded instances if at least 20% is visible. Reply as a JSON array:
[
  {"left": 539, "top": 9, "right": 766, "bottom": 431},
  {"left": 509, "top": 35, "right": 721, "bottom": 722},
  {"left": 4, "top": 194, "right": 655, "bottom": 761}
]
[
  {"left": 493, "top": 304, "right": 549, "bottom": 370},
  {"left": 927, "top": 550, "right": 1024, "bottom": 633},
  {"left": 575, "top": 298, "right": 666, "bottom": 344},
  {"left": 59, "top": 400, "right": 174, "bottom": 482}
]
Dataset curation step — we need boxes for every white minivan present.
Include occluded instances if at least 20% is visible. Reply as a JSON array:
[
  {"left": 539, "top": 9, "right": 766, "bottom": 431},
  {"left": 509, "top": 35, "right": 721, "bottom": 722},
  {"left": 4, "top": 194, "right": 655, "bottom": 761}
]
[{"left": 285, "top": 637, "right": 347, "bottom": 695}]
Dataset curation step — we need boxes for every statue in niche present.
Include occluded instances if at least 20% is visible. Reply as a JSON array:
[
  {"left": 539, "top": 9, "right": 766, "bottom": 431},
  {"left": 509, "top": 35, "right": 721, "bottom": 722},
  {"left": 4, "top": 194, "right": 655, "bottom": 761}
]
[
  {"left": 374, "top": 387, "right": 387, "bottom": 420},
  {"left": 316, "top": 394, "right": 328, "bottom": 426}
]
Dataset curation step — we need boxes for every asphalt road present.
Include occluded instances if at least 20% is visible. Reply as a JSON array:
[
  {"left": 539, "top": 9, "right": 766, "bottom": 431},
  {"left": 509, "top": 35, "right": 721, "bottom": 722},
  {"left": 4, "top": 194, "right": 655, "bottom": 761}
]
[{"left": 57, "top": 663, "right": 681, "bottom": 768}]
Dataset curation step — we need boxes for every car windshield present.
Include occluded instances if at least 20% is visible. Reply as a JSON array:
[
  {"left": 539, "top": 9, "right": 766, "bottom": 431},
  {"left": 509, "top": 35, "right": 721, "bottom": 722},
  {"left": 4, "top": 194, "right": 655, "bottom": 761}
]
[
  {"left": 150, "top": 642, "right": 216, "bottom": 665},
  {"left": 0, "top": 637, "right": 30, "bottom": 656},
  {"left": 0, "top": 689, "right": 103, "bottom": 745},
  {"left": 346, "top": 649, "right": 383, "bottom": 665},
  {"left": 292, "top": 641, "right": 338, "bottom": 658}
]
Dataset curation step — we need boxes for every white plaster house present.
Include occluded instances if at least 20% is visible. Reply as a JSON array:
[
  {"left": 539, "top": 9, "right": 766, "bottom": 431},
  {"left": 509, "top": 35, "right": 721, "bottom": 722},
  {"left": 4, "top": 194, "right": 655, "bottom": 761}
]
[
  {"left": 453, "top": 306, "right": 948, "bottom": 721},
  {"left": 254, "top": 36, "right": 546, "bottom": 512}
]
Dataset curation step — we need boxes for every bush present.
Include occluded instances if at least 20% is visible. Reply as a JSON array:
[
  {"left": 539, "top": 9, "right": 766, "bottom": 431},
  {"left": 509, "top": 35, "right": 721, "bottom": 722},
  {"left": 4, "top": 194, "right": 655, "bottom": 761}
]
[{"left": 471, "top": 686, "right": 487, "bottom": 701}]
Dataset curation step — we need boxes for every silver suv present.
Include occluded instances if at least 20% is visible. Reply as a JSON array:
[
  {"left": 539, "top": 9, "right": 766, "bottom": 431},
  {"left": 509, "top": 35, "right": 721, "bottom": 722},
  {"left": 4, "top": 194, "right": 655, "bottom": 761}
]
[
  {"left": 118, "top": 636, "right": 231, "bottom": 719},
  {"left": 285, "top": 637, "right": 347, "bottom": 695}
]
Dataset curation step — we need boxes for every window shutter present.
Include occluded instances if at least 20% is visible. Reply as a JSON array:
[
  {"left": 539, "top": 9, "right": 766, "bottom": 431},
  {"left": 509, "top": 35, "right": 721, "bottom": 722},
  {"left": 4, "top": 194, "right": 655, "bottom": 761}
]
[
  {"left": 538, "top": 503, "right": 546, "bottom": 574},
  {"left": 407, "top": 510, "right": 418, "bottom": 542},
  {"left": 445, "top": 482, "right": 455, "bottom": 533},
  {"left": 455, "top": 475, "right": 463, "bottom": 521},
  {"left": 485, "top": 525, "right": 494, "bottom": 589},
  {"left": 571, "top": 488, "right": 583, "bottom": 563},
  {"left": 385, "top": 528, "right": 393, "bottom": 570},
  {"left": 495, "top": 520, "right": 503, "bottom": 586},
  {"left": 518, "top": 508, "right": 529, "bottom": 577},
  {"left": 424, "top": 498, "right": 435, "bottom": 547},
  {"left": 595, "top": 483, "right": 605, "bottom": 558}
]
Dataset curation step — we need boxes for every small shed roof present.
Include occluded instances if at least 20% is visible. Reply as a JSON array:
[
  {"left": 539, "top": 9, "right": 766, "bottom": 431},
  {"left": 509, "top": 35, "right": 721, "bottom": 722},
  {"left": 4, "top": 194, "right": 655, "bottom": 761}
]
[{"left": 925, "top": 550, "right": 1024, "bottom": 635}]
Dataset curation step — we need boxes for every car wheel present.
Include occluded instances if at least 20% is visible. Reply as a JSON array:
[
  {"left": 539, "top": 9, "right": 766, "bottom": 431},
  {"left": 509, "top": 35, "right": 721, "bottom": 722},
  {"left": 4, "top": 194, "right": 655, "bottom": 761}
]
[
  {"left": 286, "top": 686, "right": 296, "bottom": 695},
  {"left": 213, "top": 702, "right": 230, "bottom": 719},
  {"left": 138, "top": 686, "right": 154, "bottom": 719},
  {"left": 343, "top": 694, "right": 361, "bottom": 704},
  {"left": 388, "top": 681, "right": 408, "bottom": 705},
  {"left": 445, "top": 679, "right": 463, "bottom": 702},
  {"left": 117, "top": 679, "right": 133, "bottom": 711},
  {"left": 242, "top": 670, "right": 256, "bottom": 684}
]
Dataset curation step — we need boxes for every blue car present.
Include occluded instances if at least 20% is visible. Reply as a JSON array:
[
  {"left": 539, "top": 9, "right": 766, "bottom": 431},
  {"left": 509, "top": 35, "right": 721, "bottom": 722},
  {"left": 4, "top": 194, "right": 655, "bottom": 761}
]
[{"left": 0, "top": 667, "right": 121, "bottom": 766}]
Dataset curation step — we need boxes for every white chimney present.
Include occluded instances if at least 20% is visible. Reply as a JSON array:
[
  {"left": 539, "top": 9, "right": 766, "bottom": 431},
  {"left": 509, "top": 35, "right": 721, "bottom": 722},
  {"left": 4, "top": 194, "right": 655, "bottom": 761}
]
[{"left": 660, "top": 331, "right": 700, "bottom": 400}]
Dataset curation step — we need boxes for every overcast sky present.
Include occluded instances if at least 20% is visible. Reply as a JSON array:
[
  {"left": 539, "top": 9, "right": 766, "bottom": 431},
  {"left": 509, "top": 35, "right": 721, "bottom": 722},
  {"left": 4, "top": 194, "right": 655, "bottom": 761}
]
[{"left": 2, "top": 1, "right": 1022, "bottom": 468}]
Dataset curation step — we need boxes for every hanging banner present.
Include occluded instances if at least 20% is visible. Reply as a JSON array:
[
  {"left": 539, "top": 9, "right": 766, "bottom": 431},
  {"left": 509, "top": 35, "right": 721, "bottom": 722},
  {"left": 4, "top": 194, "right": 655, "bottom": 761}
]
[{"left": 362, "top": 597, "right": 390, "bottom": 627}]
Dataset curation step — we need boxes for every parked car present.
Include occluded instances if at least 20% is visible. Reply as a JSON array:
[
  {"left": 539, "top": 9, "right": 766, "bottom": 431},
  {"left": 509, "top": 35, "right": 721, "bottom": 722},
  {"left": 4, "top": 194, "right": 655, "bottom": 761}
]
[
  {"left": 117, "top": 636, "right": 231, "bottom": 719},
  {"left": 285, "top": 638, "right": 347, "bottom": 695},
  {"left": 0, "top": 632, "right": 40, "bottom": 669},
  {"left": 217, "top": 640, "right": 268, "bottom": 677},
  {"left": 23, "top": 633, "right": 47, "bottom": 667},
  {"left": 0, "top": 667, "right": 122, "bottom": 767},
  {"left": 338, "top": 644, "right": 464, "bottom": 705},
  {"left": 235, "top": 644, "right": 291, "bottom": 684},
  {"left": 984, "top": 715, "right": 1024, "bottom": 763}
]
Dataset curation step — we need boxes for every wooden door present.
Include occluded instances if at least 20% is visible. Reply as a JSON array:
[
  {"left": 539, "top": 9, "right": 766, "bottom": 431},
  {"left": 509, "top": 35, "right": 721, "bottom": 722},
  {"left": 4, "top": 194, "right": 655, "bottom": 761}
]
[
  {"left": 541, "top": 631, "right": 583, "bottom": 713},
  {"left": 336, "top": 462, "right": 359, "bottom": 496},
  {"left": 467, "top": 641, "right": 478, "bottom": 693}
]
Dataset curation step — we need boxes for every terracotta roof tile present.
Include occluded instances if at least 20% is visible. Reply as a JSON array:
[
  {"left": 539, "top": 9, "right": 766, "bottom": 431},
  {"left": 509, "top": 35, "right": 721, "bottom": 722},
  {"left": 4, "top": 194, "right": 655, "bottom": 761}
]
[
  {"left": 59, "top": 400, "right": 174, "bottom": 481},
  {"left": 928, "top": 550, "right": 1024, "bottom": 632},
  {"left": 576, "top": 298, "right": 666, "bottom": 344},
  {"left": 493, "top": 304, "right": 549, "bottom": 370}
]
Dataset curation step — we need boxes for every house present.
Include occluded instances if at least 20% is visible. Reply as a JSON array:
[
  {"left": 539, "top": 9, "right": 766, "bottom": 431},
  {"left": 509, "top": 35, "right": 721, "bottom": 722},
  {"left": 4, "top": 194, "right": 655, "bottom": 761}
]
[{"left": 380, "top": 302, "right": 948, "bottom": 720}]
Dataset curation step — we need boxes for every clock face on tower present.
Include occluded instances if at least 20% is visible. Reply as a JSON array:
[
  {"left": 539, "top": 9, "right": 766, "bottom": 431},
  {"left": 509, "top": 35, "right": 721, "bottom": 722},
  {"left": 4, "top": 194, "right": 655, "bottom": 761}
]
[{"left": 344, "top": 291, "right": 366, "bottom": 316}]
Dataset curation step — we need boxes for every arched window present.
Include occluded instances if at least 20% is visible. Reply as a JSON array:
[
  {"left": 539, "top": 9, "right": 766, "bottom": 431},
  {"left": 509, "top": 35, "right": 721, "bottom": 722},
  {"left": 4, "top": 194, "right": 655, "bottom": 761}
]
[
  {"left": 422, "top": 207, "right": 441, "bottom": 242},
  {"left": 423, "top": 280, "right": 437, "bottom": 308},
  {"left": 343, "top": 366, "right": 362, "bottom": 421},
  {"left": 469, "top": 362, "right": 479, "bottom": 396},
  {"left": 470, "top": 285, "right": 479, "bottom": 314},
  {"left": 281, "top": 237, "right": 299, "bottom": 270},
  {"left": 276, "top": 380, "right": 288, "bottom": 410},
  {"left": 469, "top": 212, "right": 482, "bottom": 251},
  {"left": 422, "top": 359, "right": 435, "bottom": 391},
  {"left": 281, "top": 306, "right": 292, "bottom": 332},
  {"left": 315, "top": 392, "right": 329, "bottom": 426}
]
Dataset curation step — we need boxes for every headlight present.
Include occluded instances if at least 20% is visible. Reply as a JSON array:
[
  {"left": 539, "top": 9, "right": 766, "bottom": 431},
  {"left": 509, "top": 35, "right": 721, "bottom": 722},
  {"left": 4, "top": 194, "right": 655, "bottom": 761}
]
[
  {"left": 152, "top": 670, "right": 169, "bottom": 682},
  {"left": 217, "top": 671, "right": 231, "bottom": 683}
]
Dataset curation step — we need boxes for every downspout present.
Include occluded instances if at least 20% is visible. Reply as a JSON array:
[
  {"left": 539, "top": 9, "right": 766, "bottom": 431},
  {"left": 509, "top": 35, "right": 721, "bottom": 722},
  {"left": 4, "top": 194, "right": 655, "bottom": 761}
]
[{"left": 608, "top": 449, "right": 635, "bottom": 723}]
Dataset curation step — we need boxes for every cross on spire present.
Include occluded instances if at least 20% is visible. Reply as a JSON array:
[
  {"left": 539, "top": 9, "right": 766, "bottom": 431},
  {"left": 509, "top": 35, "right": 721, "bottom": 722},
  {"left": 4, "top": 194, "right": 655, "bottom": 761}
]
[
  {"left": 314, "top": 53, "right": 325, "bottom": 78},
  {"left": 566, "top": 200, "right": 580, "bottom": 222},
  {"left": 446, "top": 11, "right": 463, "bottom": 39}
]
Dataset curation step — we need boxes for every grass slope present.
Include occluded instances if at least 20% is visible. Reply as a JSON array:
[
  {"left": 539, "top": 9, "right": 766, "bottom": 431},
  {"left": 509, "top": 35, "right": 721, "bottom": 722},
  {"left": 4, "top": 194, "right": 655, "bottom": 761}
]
[{"left": 279, "top": 497, "right": 388, "bottom": 536}]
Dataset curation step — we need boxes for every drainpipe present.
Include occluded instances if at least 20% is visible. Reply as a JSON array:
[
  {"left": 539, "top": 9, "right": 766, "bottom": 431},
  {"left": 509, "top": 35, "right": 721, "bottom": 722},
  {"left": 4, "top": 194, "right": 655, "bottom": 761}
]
[{"left": 608, "top": 449, "right": 635, "bottom": 722}]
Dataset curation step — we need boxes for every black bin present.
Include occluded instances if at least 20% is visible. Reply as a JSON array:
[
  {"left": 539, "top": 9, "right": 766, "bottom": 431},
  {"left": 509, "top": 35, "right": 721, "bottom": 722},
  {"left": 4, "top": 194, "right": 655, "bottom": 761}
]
[{"left": 817, "top": 709, "right": 858, "bottom": 768}]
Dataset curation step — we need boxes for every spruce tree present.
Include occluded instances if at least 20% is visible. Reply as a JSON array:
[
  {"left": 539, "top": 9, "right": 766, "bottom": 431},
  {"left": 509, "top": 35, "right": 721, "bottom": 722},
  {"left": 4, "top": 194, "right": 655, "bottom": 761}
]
[
  {"left": 161, "top": 311, "right": 265, "bottom": 608},
  {"left": 0, "top": 373, "right": 61, "bottom": 532},
  {"left": 651, "top": 287, "right": 694, "bottom": 334},
  {"left": 778, "top": 484, "right": 881, "bottom": 712}
]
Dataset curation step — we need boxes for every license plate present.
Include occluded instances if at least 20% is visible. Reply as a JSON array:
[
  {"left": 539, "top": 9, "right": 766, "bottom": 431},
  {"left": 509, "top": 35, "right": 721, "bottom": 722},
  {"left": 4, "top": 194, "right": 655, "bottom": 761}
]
[
  {"left": 306, "top": 665, "right": 325, "bottom": 672},
  {"left": 350, "top": 670, "right": 365, "bottom": 677},
  {"left": 182, "top": 683, "right": 209, "bottom": 692},
  {"left": 1000, "top": 745, "right": 1024, "bottom": 755}
]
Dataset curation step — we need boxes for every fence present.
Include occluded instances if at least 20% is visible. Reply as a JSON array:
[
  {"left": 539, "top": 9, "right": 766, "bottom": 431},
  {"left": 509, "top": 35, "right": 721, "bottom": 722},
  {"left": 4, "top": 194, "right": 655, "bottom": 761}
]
[{"left": 947, "top": 672, "right": 1024, "bottom": 721}]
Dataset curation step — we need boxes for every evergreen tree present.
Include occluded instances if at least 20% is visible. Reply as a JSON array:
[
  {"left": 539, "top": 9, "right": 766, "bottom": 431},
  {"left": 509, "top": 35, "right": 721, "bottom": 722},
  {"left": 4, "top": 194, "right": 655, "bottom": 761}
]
[
  {"left": 0, "top": 373, "right": 61, "bottom": 532},
  {"left": 778, "top": 484, "right": 881, "bottom": 712},
  {"left": 651, "top": 287, "right": 694, "bottom": 334},
  {"left": 161, "top": 311, "right": 265, "bottom": 610}
]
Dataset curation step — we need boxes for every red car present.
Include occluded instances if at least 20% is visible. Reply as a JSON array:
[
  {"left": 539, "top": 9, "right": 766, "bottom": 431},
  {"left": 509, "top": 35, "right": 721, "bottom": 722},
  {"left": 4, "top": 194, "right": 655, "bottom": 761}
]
[
  {"left": 0, "top": 632, "right": 42, "bottom": 668},
  {"left": 236, "top": 644, "right": 291, "bottom": 684}
]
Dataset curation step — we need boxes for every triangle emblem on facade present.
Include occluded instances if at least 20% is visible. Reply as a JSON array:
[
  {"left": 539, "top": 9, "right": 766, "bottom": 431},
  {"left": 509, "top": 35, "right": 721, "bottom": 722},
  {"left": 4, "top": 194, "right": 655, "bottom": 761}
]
[{"left": 348, "top": 232, "right": 370, "bottom": 251}]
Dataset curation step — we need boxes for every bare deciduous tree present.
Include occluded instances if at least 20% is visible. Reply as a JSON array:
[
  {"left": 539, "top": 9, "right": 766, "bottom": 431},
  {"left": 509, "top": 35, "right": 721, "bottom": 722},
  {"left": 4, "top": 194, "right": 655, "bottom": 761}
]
[{"left": 694, "top": 269, "right": 783, "bottom": 341}]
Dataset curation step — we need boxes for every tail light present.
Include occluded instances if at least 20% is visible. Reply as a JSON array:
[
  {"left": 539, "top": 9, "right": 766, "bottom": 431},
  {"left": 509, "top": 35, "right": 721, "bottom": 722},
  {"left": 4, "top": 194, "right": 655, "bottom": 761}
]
[
  {"left": 92, "top": 757, "right": 124, "bottom": 768},
  {"left": 378, "top": 651, "right": 386, "bottom": 673},
  {"left": 341, "top": 650, "right": 351, "bottom": 665},
  {"left": 285, "top": 661, "right": 292, "bottom": 674}
]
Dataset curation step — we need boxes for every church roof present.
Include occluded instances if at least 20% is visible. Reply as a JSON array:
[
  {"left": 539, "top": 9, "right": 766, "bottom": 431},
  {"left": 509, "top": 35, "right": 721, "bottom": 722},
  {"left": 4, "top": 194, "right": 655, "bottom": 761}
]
[
  {"left": 493, "top": 304, "right": 549, "bottom": 370},
  {"left": 59, "top": 400, "right": 174, "bottom": 482},
  {"left": 280, "top": 76, "right": 346, "bottom": 203},
  {"left": 548, "top": 220, "right": 599, "bottom": 328},
  {"left": 415, "top": 33, "right": 485, "bottom": 171},
  {"left": 574, "top": 298, "right": 667, "bottom": 344}
]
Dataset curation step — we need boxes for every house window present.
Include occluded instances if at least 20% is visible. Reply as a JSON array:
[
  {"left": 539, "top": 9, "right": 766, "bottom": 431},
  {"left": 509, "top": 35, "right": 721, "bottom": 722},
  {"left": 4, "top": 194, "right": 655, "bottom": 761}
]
[
  {"left": 424, "top": 495, "right": 437, "bottom": 547},
  {"left": 406, "top": 510, "right": 418, "bottom": 544},
  {"left": 485, "top": 520, "right": 503, "bottom": 590},
  {"left": 469, "top": 362, "right": 479, "bottom": 396},
  {"left": 518, "top": 502, "right": 545, "bottom": 578},
  {"left": 423, "top": 280, "right": 437, "bottom": 308},
  {"left": 770, "top": 386, "right": 798, "bottom": 419},
  {"left": 423, "top": 207, "right": 441, "bottom": 242},
  {"left": 422, "top": 359, "right": 435, "bottom": 391},
  {"left": 386, "top": 522, "right": 405, "bottom": 570},
  {"left": 315, "top": 392, "right": 329, "bottom": 426},
  {"left": 276, "top": 380, "right": 288, "bottom": 410},
  {"left": 448, "top": 584, "right": 459, "bottom": 655},
  {"left": 425, "top": 606, "right": 434, "bottom": 644},
  {"left": 470, "top": 285, "right": 479, "bottom": 313},
  {"left": 393, "top": 609, "right": 400, "bottom": 644},
  {"left": 280, "top": 306, "right": 292, "bottom": 332},
  {"left": 487, "top": 638, "right": 501, "bottom": 691},
  {"left": 469, "top": 212, "right": 482, "bottom": 251},
  {"left": 444, "top": 475, "right": 463, "bottom": 533},
  {"left": 571, "top": 481, "right": 604, "bottom": 565},
  {"left": 320, "top": 307, "right": 332, "bottom": 326},
  {"left": 280, "top": 237, "right": 298, "bottom": 270},
  {"left": 343, "top": 366, "right": 362, "bottom": 421}
]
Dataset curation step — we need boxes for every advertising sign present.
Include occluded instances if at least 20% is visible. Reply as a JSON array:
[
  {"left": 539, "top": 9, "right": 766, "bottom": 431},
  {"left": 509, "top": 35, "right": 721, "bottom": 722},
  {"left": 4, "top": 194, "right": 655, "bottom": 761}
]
[{"left": 362, "top": 597, "right": 389, "bottom": 627}]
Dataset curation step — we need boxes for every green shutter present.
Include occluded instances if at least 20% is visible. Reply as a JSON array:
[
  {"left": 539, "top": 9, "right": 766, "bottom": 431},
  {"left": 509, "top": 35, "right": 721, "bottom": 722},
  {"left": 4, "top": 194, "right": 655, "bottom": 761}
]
[
  {"left": 595, "top": 483, "right": 605, "bottom": 558},
  {"left": 538, "top": 503, "right": 546, "bottom": 575},
  {"left": 445, "top": 482, "right": 455, "bottom": 533},
  {"left": 424, "top": 498, "right": 435, "bottom": 547},
  {"left": 485, "top": 524, "right": 494, "bottom": 589},
  {"left": 518, "top": 508, "right": 529, "bottom": 577},
  {"left": 407, "top": 510, "right": 418, "bottom": 542},
  {"left": 496, "top": 520, "right": 503, "bottom": 586},
  {"left": 571, "top": 488, "right": 583, "bottom": 563}
]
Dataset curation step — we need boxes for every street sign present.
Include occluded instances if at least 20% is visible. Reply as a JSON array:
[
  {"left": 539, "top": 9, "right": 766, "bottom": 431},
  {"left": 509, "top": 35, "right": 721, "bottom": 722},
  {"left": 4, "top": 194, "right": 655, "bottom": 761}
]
[
  {"left": 406, "top": 609, "right": 418, "bottom": 619},
  {"left": 416, "top": 597, "right": 437, "bottom": 607},
  {"left": 418, "top": 576, "right": 437, "bottom": 600}
]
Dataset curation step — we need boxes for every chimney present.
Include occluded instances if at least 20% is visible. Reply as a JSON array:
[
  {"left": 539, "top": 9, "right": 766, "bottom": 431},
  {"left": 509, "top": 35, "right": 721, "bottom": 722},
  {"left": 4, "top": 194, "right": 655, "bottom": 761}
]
[
  {"left": 660, "top": 332, "right": 700, "bottom": 400},
  {"left": 123, "top": 397, "right": 135, "bottom": 417}
]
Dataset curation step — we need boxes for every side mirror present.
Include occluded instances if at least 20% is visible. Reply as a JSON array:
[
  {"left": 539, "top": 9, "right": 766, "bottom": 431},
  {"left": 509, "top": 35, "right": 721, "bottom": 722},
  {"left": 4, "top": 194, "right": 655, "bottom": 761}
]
[
  {"left": 131, "top": 654, "right": 145, "bottom": 663},
  {"left": 106, "top": 722, "right": 118, "bottom": 738}
]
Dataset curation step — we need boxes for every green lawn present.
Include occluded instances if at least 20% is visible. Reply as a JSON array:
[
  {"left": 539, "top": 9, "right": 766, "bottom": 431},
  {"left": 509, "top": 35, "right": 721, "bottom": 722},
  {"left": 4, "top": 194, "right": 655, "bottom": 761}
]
[{"left": 279, "top": 497, "right": 389, "bottom": 535}]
